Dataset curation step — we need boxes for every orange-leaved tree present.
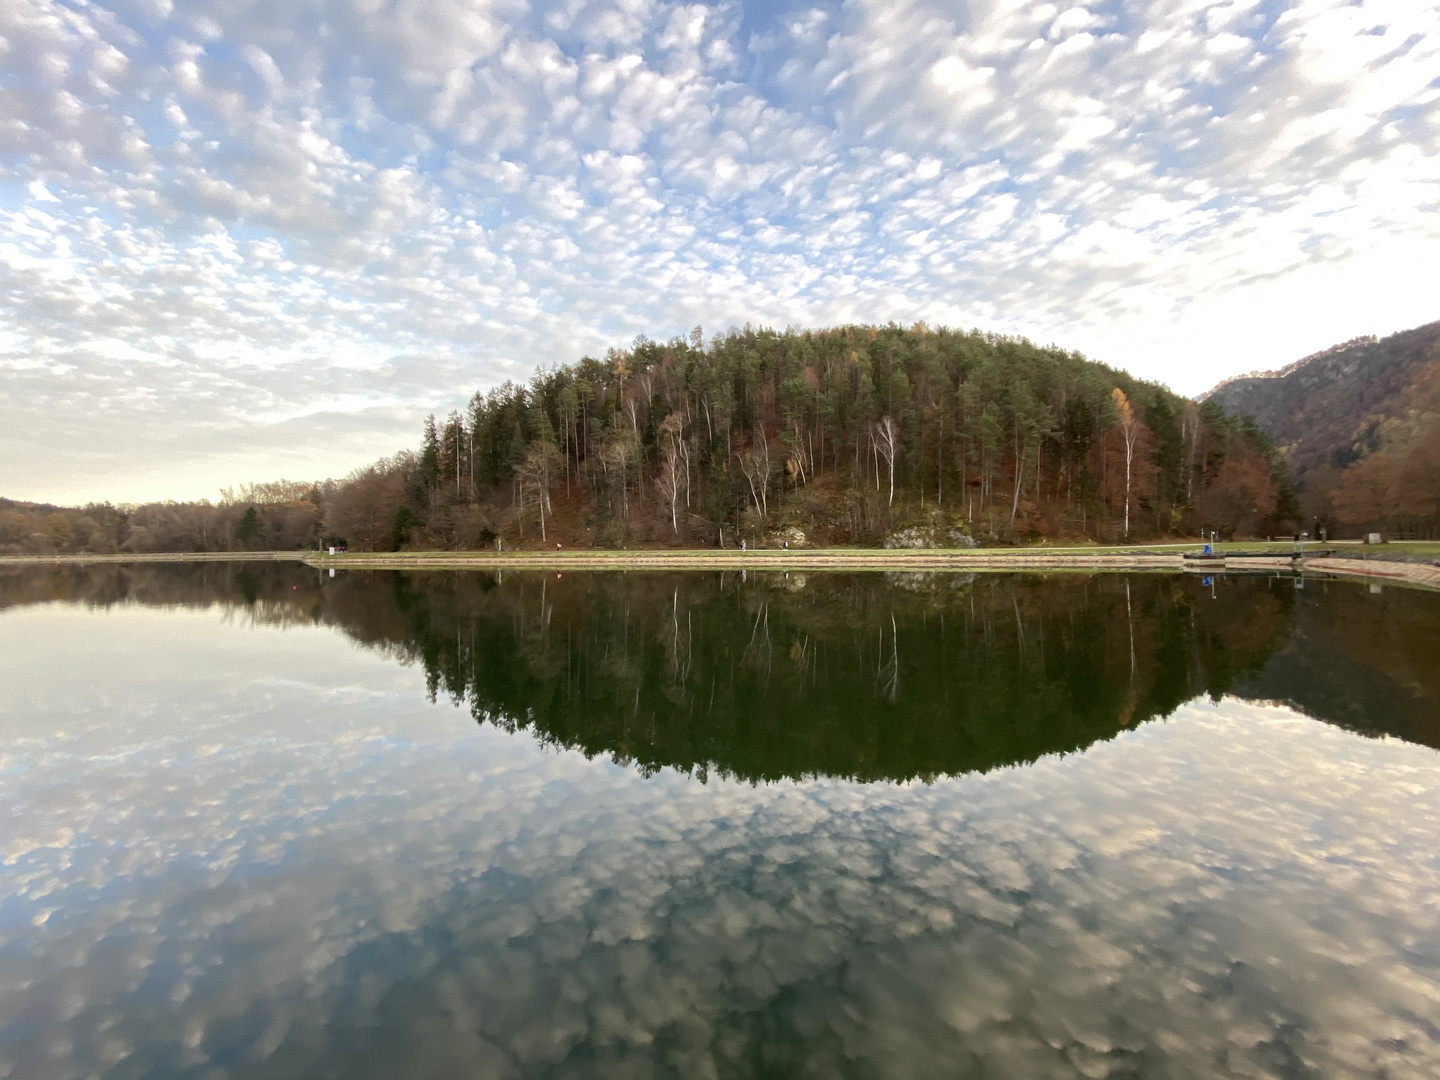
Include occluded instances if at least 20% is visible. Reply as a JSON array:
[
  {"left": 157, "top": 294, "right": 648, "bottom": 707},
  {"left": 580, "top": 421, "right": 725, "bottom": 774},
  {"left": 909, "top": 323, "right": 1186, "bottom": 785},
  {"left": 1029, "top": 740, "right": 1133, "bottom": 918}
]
[{"left": 1111, "top": 388, "right": 1140, "bottom": 538}]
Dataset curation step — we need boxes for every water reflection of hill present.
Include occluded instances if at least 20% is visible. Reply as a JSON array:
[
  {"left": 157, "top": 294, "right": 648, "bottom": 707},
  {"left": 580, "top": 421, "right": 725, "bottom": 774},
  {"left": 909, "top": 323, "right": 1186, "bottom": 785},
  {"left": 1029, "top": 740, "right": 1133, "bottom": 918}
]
[
  {"left": 366, "top": 570, "right": 1291, "bottom": 783},
  {"left": 4, "top": 563, "right": 1437, "bottom": 779},
  {"left": 0, "top": 561, "right": 321, "bottom": 618},
  {"left": 1232, "top": 579, "right": 1440, "bottom": 749}
]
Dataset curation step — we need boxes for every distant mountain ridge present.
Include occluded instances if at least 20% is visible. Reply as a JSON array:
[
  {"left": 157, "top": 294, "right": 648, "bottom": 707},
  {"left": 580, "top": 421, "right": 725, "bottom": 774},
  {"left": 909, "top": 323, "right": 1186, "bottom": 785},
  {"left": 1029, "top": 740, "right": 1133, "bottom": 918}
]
[
  {"left": 1204, "top": 321, "right": 1440, "bottom": 530},
  {"left": 1203, "top": 334, "right": 1380, "bottom": 400}
]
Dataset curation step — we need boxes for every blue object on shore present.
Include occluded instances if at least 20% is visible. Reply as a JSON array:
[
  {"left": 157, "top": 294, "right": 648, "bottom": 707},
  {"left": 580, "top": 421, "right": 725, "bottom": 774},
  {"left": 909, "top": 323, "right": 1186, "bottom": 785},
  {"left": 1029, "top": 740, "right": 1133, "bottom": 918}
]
[{"left": 1203, "top": 543, "right": 1212, "bottom": 555}]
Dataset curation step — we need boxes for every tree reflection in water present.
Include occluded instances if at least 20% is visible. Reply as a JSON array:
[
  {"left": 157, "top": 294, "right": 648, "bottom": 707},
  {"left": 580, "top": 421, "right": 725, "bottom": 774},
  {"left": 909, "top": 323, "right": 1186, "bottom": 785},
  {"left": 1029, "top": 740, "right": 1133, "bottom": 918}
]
[
  {"left": 8, "top": 562, "right": 1437, "bottom": 776},
  {"left": 5, "top": 563, "right": 1440, "bottom": 1079}
]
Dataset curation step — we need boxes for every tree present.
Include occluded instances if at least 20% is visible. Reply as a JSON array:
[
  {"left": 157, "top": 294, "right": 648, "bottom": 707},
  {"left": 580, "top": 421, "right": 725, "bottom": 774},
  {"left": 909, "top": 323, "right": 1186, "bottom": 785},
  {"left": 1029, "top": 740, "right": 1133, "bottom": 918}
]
[
  {"left": 518, "top": 440, "right": 562, "bottom": 541},
  {"left": 438, "top": 411, "right": 466, "bottom": 498},
  {"left": 420, "top": 414, "right": 440, "bottom": 490},
  {"left": 1061, "top": 396, "right": 1095, "bottom": 505},
  {"left": 655, "top": 415, "right": 685, "bottom": 534},
  {"left": 1112, "top": 388, "right": 1140, "bottom": 538},
  {"left": 1197, "top": 455, "right": 1278, "bottom": 538},
  {"left": 557, "top": 384, "right": 579, "bottom": 496},
  {"left": 1009, "top": 381, "right": 1042, "bottom": 529},
  {"left": 598, "top": 426, "right": 638, "bottom": 525},
  {"left": 45, "top": 513, "right": 72, "bottom": 550},
  {"left": 1329, "top": 371, "right": 1440, "bottom": 535},
  {"left": 737, "top": 429, "right": 772, "bottom": 523},
  {"left": 391, "top": 506, "right": 422, "bottom": 550},
  {"left": 873, "top": 416, "right": 898, "bottom": 507},
  {"left": 236, "top": 506, "right": 261, "bottom": 548},
  {"left": 1148, "top": 393, "right": 1183, "bottom": 529},
  {"left": 325, "top": 455, "right": 414, "bottom": 551}
]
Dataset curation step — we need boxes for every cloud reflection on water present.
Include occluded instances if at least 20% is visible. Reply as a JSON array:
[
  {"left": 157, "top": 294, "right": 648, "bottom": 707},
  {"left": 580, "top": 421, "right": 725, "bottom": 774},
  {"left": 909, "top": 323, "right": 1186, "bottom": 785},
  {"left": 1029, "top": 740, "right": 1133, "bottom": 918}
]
[{"left": 2, "top": 606, "right": 1439, "bottom": 1079}]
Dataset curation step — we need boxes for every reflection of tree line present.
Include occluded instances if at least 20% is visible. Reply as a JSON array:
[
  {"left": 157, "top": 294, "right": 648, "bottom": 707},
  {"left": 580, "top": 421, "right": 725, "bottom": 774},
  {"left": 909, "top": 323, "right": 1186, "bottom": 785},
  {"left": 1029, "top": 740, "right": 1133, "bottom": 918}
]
[
  {"left": 0, "top": 561, "right": 319, "bottom": 616},
  {"left": 1233, "top": 580, "right": 1440, "bottom": 750},
  {"left": 7, "top": 564, "right": 1438, "bottom": 780},
  {"left": 325, "top": 570, "right": 1299, "bottom": 783}
]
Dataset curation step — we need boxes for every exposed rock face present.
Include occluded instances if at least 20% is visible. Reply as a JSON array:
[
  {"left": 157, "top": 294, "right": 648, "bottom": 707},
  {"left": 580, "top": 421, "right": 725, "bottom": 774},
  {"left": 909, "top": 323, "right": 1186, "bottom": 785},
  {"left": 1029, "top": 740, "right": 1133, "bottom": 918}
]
[
  {"left": 1205, "top": 321, "right": 1440, "bottom": 487},
  {"left": 768, "top": 526, "right": 808, "bottom": 548},
  {"left": 883, "top": 524, "right": 978, "bottom": 549},
  {"left": 883, "top": 527, "right": 932, "bottom": 549}
]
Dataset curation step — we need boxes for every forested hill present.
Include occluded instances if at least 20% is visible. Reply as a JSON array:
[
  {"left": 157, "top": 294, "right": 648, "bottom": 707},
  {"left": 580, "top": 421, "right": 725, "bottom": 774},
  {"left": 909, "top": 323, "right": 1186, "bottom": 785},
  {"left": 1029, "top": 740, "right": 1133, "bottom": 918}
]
[
  {"left": 1206, "top": 320, "right": 1440, "bottom": 536},
  {"left": 297, "top": 324, "right": 1294, "bottom": 551},
  {"left": 4, "top": 324, "right": 1294, "bottom": 555}
]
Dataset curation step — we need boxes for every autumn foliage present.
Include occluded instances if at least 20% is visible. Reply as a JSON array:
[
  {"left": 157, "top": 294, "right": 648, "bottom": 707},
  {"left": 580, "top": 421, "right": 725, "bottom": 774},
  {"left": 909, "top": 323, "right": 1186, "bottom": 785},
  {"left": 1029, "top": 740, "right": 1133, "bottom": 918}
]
[
  {"left": 2, "top": 324, "right": 1298, "bottom": 554},
  {"left": 1331, "top": 361, "right": 1440, "bottom": 535}
]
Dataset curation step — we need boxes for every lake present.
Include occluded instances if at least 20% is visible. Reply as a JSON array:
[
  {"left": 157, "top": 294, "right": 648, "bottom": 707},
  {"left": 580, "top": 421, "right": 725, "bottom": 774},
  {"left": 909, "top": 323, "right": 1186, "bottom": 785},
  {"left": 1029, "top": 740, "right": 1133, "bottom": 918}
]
[{"left": 2, "top": 563, "right": 1439, "bottom": 1078}]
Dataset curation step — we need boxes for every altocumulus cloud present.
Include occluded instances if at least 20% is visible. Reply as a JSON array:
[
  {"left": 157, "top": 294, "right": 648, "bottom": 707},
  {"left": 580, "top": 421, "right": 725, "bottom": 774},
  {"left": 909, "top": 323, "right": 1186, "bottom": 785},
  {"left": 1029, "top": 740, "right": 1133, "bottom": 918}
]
[{"left": 1, "top": 0, "right": 1437, "bottom": 501}]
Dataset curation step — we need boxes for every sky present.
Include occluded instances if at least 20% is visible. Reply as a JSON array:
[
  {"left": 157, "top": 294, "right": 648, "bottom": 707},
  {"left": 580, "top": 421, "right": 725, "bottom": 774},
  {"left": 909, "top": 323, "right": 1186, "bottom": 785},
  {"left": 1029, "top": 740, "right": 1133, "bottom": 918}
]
[{"left": 1, "top": 0, "right": 1438, "bottom": 504}]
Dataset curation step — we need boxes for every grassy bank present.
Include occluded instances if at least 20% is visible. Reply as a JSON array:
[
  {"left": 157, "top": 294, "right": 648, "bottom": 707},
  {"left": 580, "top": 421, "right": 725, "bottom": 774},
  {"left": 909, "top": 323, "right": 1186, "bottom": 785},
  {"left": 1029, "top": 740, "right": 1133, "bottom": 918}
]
[
  {"left": 299, "top": 538, "right": 1426, "bottom": 569},
  {"left": 303, "top": 548, "right": 1188, "bottom": 572}
]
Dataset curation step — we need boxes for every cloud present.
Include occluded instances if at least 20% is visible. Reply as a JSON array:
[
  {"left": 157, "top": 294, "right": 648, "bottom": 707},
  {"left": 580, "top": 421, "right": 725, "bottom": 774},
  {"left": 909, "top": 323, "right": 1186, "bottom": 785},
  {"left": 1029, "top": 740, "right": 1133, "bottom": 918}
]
[
  {"left": 2, "top": 605, "right": 1440, "bottom": 1076},
  {"left": 1, "top": 0, "right": 1437, "bottom": 501}
]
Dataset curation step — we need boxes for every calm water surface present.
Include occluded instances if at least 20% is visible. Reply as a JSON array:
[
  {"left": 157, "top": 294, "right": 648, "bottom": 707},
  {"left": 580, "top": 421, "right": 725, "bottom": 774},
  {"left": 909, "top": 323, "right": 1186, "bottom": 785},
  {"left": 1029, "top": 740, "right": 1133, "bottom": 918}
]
[{"left": 2, "top": 564, "right": 1439, "bottom": 1079}]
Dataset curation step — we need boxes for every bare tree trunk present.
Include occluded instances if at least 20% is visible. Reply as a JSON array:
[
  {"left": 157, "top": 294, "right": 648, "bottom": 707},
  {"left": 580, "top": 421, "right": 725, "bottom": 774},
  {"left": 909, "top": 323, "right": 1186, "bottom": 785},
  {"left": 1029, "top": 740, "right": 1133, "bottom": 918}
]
[
  {"left": 1010, "top": 445, "right": 1025, "bottom": 527},
  {"left": 682, "top": 433, "right": 692, "bottom": 508},
  {"left": 1122, "top": 428, "right": 1136, "bottom": 538},
  {"left": 873, "top": 417, "right": 898, "bottom": 508}
]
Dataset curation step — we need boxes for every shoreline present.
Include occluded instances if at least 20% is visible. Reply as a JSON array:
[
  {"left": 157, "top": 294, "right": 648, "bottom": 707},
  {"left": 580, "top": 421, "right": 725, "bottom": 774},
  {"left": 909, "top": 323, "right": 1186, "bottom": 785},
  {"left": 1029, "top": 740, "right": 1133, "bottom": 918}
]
[
  {"left": 3, "top": 547, "right": 1437, "bottom": 591},
  {"left": 1302, "top": 557, "right": 1440, "bottom": 592},
  {"left": 0, "top": 551, "right": 309, "bottom": 564},
  {"left": 306, "top": 549, "right": 1189, "bottom": 572}
]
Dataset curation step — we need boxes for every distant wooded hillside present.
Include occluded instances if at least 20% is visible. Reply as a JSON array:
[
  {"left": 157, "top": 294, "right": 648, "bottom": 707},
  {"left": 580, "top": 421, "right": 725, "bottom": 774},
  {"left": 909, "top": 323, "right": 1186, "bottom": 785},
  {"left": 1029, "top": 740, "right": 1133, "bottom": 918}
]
[
  {"left": 1206, "top": 320, "right": 1440, "bottom": 537},
  {"left": 4, "top": 324, "right": 1294, "bottom": 555}
]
